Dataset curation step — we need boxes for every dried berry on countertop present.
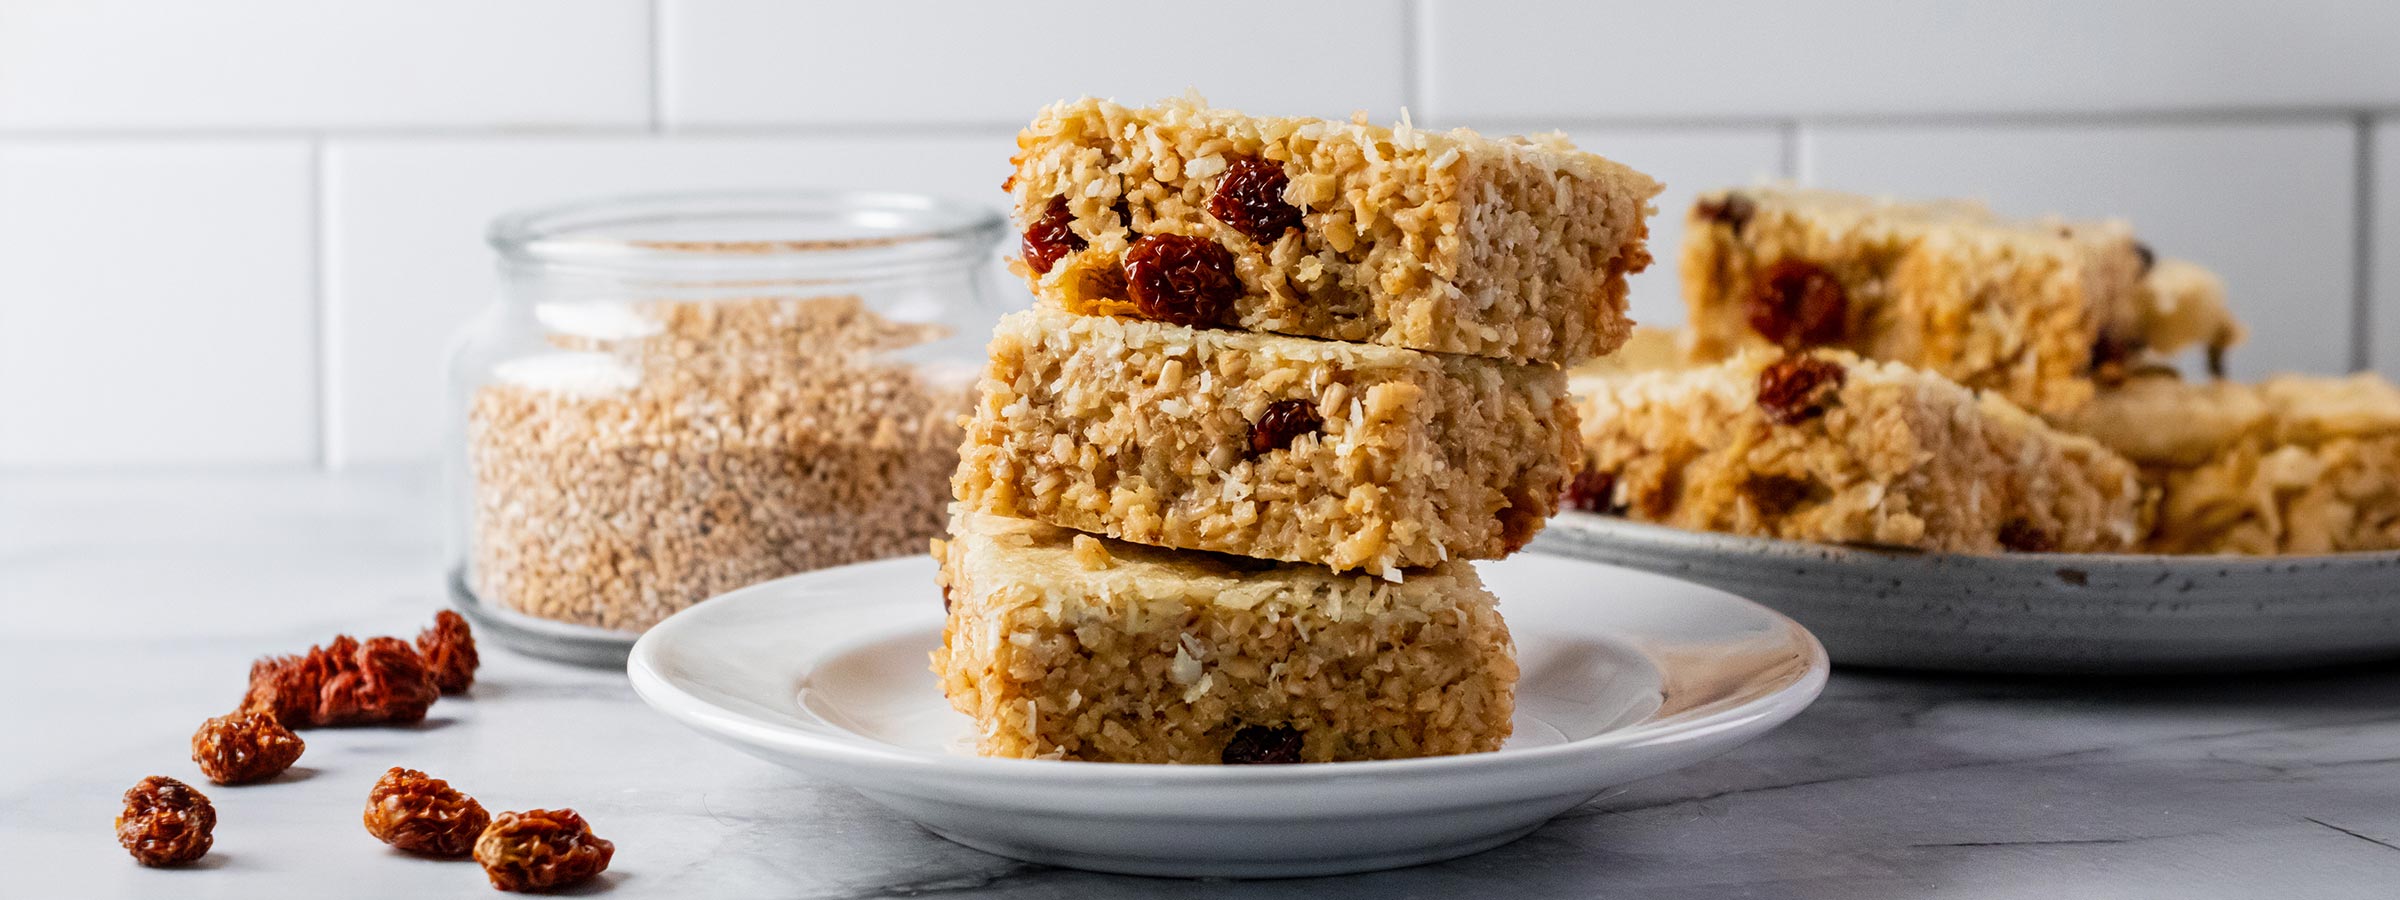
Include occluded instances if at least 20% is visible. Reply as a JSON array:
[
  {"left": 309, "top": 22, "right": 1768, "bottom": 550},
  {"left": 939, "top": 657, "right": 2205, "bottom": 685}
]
[
  {"left": 364, "top": 767, "right": 490, "bottom": 858},
  {"left": 416, "top": 610, "right": 480, "bottom": 695},
  {"left": 190, "top": 711, "right": 305, "bottom": 785},
  {"left": 243, "top": 634, "right": 439, "bottom": 727},
  {"left": 116, "top": 776, "right": 214, "bottom": 867},
  {"left": 475, "top": 808, "right": 615, "bottom": 893}
]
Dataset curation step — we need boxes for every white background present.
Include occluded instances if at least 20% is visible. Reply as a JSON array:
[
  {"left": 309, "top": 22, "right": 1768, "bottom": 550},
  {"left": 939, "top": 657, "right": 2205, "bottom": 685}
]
[{"left": 1, "top": 0, "right": 2394, "bottom": 467}]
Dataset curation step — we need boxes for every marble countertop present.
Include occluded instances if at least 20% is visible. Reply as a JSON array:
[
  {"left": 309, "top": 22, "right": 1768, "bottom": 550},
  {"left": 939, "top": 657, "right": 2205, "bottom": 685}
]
[{"left": 7, "top": 469, "right": 2400, "bottom": 899}]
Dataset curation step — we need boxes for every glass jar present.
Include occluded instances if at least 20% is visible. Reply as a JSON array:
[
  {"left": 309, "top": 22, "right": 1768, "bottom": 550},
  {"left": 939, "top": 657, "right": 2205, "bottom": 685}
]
[{"left": 446, "top": 191, "right": 1008, "bottom": 663}]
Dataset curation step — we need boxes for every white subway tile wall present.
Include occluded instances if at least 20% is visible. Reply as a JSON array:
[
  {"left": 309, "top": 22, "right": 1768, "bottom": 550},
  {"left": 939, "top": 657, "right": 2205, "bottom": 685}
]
[
  {"left": 0, "top": 141, "right": 316, "bottom": 466},
  {"left": 0, "top": 1, "right": 651, "bottom": 130},
  {"left": 0, "top": 1, "right": 2390, "bottom": 467}
]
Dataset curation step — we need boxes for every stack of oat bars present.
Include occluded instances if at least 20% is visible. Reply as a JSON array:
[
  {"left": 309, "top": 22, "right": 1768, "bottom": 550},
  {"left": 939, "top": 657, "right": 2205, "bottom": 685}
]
[
  {"left": 932, "top": 97, "right": 1661, "bottom": 763},
  {"left": 1571, "top": 185, "right": 2400, "bottom": 557}
]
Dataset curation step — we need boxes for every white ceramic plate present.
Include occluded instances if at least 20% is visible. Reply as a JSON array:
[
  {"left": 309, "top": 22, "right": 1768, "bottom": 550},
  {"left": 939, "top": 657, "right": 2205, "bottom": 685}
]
[
  {"left": 627, "top": 554, "right": 1826, "bottom": 878},
  {"left": 1537, "top": 513, "right": 2400, "bottom": 674}
]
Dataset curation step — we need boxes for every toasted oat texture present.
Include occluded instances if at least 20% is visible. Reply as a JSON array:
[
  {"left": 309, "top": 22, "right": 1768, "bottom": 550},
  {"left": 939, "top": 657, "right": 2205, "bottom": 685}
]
[
  {"left": 1680, "top": 185, "right": 2229, "bottom": 416},
  {"left": 468, "top": 296, "right": 972, "bottom": 631},
  {"left": 1009, "top": 95, "right": 1660, "bottom": 365},
  {"left": 1573, "top": 349, "right": 2148, "bottom": 553},
  {"left": 931, "top": 510, "right": 1516, "bottom": 763},
  {"left": 2055, "top": 372, "right": 2400, "bottom": 554},
  {"left": 953, "top": 306, "right": 1580, "bottom": 576}
]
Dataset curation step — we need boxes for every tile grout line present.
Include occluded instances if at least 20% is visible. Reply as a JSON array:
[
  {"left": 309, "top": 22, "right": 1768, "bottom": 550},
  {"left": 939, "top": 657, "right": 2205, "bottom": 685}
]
[
  {"left": 309, "top": 137, "right": 335, "bottom": 470},
  {"left": 2354, "top": 115, "right": 2378, "bottom": 373}
]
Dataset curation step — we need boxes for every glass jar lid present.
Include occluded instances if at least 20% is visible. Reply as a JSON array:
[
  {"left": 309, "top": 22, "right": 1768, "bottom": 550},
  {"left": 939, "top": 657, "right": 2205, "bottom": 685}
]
[{"left": 488, "top": 190, "right": 1008, "bottom": 290}]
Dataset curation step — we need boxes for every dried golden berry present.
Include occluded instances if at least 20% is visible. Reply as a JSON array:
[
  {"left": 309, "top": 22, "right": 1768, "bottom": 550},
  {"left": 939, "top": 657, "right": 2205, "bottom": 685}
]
[
  {"left": 2089, "top": 331, "right": 2144, "bottom": 385},
  {"left": 416, "top": 610, "right": 479, "bottom": 695},
  {"left": 1743, "top": 474, "right": 1823, "bottom": 517},
  {"left": 2132, "top": 240, "right": 2156, "bottom": 274},
  {"left": 1246, "top": 399, "right": 1322, "bottom": 458},
  {"left": 364, "top": 767, "right": 490, "bottom": 858},
  {"left": 1756, "top": 355, "right": 1848, "bottom": 425},
  {"left": 1125, "top": 234, "right": 1241, "bottom": 328},
  {"left": 475, "top": 808, "right": 615, "bottom": 893},
  {"left": 1695, "top": 192, "right": 1756, "bottom": 234},
  {"left": 1561, "top": 468, "right": 1621, "bottom": 514},
  {"left": 1207, "top": 155, "right": 1302, "bottom": 244},
  {"left": 1221, "top": 725, "right": 1305, "bottom": 764},
  {"left": 1999, "top": 519, "right": 2055, "bottom": 553},
  {"left": 190, "top": 712, "right": 305, "bottom": 786},
  {"left": 243, "top": 634, "right": 440, "bottom": 727},
  {"left": 116, "top": 776, "right": 214, "bottom": 867},
  {"left": 1748, "top": 259, "right": 1849, "bottom": 347},
  {"left": 1021, "top": 195, "right": 1085, "bottom": 275}
]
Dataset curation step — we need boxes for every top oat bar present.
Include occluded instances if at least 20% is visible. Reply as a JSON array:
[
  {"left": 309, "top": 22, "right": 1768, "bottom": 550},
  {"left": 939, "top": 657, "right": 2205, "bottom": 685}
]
[
  {"left": 1681, "top": 185, "right": 2238, "bottom": 415},
  {"left": 1007, "top": 96, "right": 1662, "bottom": 365}
]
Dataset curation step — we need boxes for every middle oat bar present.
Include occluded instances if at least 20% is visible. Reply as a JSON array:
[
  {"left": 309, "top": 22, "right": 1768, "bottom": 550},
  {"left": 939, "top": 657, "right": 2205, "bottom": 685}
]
[{"left": 953, "top": 305, "right": 1579, "bottom": 577}]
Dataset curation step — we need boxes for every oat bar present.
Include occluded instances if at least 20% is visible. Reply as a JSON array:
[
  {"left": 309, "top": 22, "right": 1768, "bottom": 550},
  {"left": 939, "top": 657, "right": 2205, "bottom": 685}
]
[
  {"left": 2053, "top": 372, "right": 2400, "bottom": 554},
  {"left": 1680, "top": 185, "right": 2235, "bottom": 415},
  {"left": 1008, "top": 96, "right": 1661, "bottom": 365},
  {"left": 931, "top": 510, "right": 1516, "bottom": 763},
  {"left": 953, "top": 306, "right": 1580, "bottom": 576},
  {"left": 1570, "top": 348, "right": 2147, "bottom": 554}
]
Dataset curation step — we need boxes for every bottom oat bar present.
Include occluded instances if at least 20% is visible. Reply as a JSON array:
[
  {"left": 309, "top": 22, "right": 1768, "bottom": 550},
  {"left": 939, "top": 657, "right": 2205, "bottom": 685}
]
[
  {"left": 931, "top": 510, "right": 1516, "bottom": 763},
  {"left": 2053, "top": 372, "right": 2400, "bottom": 554},
  {"left": 1571, "top": 348, "right": 2147, "bottom": 554}
]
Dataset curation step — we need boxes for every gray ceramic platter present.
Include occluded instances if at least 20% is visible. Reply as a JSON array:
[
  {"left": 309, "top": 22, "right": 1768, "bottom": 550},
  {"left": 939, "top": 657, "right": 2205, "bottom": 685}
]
[{"left": 1533, "top": 513, "right": 2400, "bottom": 674}]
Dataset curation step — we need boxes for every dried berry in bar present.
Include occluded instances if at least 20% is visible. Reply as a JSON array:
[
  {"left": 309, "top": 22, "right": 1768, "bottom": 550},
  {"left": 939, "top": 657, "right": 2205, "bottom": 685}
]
[
  {"left": 1021, "top": 195, "right": 1085, "bottom": 275},
  {"left": 1221, "top": 724, "right": 1306, "bottom": 764},
  {"left": 1125, "top": 233, "right": 1241, "bottom": 328},
  {"left": 1747, "top": 259, "right": 1848, "bottom": 347},
  {"left": 116, "top": 776, "right": 214, "bottom": 867},
  {"left": 475, "top": 808, "right": 615, "bottom": 893},
  {"left": 364, "top": 767, "right": 490, "bottom": 858},
  {"left": 1998, "top": 519, "right": 2055, "bottom": 553},
  {"left": 190, "top": 711, "right": 305, "bottom": 786},
  {"left": 1694, "top": 192, "right": 1756, "bottom": 235},
  {"left": 416, "top": 610, "right": 480, "bottom": 695},
  {"left": 1207, "top": 155, "right": 1303, "bottom": 244},
  {"left": 1246, "top": 399, "right": 1322, "bottom": 458},
  {"left": 1560, "top": 468, "right": 1620, "bottom": 514},
  {"left": 1756, "top": 354, "right": 1848, "bottom": 425}
]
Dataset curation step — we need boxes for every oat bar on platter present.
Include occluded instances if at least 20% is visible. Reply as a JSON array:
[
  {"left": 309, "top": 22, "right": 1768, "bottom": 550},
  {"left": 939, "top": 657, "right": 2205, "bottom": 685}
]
[
  {"left": 1570, "top": 348, "right": 2147, "bottom": 554},
  {"left": 2053, "top": 371, "right": 2400, "bottom": 554},
  {"left": 1680, "top": 185, "right": 2237, "bottom": 415}
]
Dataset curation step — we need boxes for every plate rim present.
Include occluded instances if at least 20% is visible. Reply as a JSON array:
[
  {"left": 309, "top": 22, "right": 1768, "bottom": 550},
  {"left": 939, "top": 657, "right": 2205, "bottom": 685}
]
[
  {"left": 627, "top": 555, "right": 1830, "bottom": 787},
  {"left": 1542, "top": 511, "right": 2400, "bottom": 573}
]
